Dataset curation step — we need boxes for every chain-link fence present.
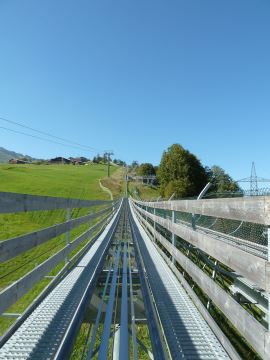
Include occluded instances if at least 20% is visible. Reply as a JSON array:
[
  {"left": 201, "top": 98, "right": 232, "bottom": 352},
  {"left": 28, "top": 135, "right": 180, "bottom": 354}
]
[{"left": 137, "top": 203, "right": 268, "bottom": 259}]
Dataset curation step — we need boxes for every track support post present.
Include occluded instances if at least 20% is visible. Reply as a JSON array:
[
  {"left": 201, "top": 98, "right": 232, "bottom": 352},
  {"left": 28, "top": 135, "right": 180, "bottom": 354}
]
[
  {"left": 172, "top": 210, "right": 176, "bottom": 265},
  {"left": 268, "top": 227, "right": 270, "bottom": 330},
  {"left": 207, "top": 260, "right": 218, "bottom": 310},
  {"left": 90, "top": 210, "right": 94, "bottom": 238},
  {"left": 65, "top": 207, "right": 71, "bottom": 264},
  {"left": 153, "top": 207, "right": 156, "bottom": 243}
]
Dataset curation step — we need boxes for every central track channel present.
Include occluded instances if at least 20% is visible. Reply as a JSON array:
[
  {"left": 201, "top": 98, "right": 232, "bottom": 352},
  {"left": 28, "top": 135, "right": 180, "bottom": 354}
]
[{"left": 70, "top": 199, "right": 161, "bottom": 360}]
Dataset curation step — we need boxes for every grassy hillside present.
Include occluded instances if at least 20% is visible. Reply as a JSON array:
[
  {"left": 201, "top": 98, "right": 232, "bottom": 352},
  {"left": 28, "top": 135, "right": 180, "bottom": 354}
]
[
  {"left": 128, "top": 180, "right": 159, "bottom": 200},
  {"left": 0, "top": 163, "right": 121, "bottom": 241},
  {"left": 0, "top": 163, "right": 114, "bottom": 199},
  {"left": 0, "top": 147, "right": 35, "bottom": 163},
  {"left": 100, "top": 166, "right": 125, "bottom": 198},
  {"left": 0, "top": 163, "right": 123, "bottom": 335}
]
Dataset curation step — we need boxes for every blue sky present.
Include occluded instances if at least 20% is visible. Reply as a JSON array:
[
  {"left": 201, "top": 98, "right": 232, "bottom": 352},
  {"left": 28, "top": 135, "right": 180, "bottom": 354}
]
[{"left": 0, "top": 0, "right": 269, "bottom": 183}]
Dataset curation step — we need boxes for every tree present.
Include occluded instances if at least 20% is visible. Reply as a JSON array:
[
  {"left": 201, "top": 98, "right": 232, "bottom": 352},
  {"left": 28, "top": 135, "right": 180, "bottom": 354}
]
[
  {"left": 137, "top": 163, "right": 156, "bottom": 176},
  {"left": 93, "top": 154, "right": 104, "bottom": 164},
  {"left": 206, "top": 165, "right": 240, "bottom": 193},
  {"left": 158, "top": 144, "right": 208, "bottom": 199},
  {"left": 131, "top": 161, "right": 139, "bottom": 168},
  {"left": 80, "top": 156, "right": 88, "bottom": 163},
  {"left": 113, "top": 158, "right": 126, "bottom": 166}
]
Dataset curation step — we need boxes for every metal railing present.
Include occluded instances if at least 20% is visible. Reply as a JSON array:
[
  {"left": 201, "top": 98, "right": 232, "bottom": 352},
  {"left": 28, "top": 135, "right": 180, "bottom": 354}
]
[
  {"left": 131, "top": 196, "right": 270, "bottom": 360},
  {"left": 0, "top": 192, "right": 120, "bottom": 317}
]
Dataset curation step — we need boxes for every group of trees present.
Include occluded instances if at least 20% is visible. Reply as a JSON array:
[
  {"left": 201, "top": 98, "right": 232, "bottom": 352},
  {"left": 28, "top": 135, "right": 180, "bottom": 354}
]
[
  {"left": 113, "top": 158, "right": 126, "bottom": 166},
  {"left": 92, "top": 154, "right": 107, "bottom": 164},
  {"left": 136, "top": 163, "right": 156, "bottom": 176},
  {"left": 92, "top": 154, "right": 126, "bottom": 166},
  {"left": 95, "top": 144, "right": 238, "bottom": 199},
  {"left": 158, "top": 144, "right": 240, "bottom": 198},
  {"left": 205, "top": 165, "right": 240, "bottom": 194},
  {"left": 133, "top": 144, "right": 240, "bottom": 199},
  {"left": 158, "top": 144, "right": 208, "bottom": 198}
]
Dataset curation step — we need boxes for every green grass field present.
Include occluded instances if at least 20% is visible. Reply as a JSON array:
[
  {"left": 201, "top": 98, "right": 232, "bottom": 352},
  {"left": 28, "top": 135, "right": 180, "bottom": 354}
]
[
  {"left": 0, "top": 163, "right": 124, "bottom": 335},
  {"left": 0, "top": 163, "right": 121, "bottom": 240},
  {"left": 0, "top": 163, "right": 115, "bottom": 199}
]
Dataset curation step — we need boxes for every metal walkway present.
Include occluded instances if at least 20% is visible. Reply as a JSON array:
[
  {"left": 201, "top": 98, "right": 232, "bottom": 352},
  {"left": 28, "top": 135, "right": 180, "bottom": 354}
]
[{"left": 129, "top": 203, "right": 230, "bottom": 359}]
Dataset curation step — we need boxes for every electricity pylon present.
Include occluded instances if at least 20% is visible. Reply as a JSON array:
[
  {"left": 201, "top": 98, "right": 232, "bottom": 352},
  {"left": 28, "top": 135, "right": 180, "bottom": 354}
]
[{"left": 237, "top": 162, "right": 270, "bottom": 196}]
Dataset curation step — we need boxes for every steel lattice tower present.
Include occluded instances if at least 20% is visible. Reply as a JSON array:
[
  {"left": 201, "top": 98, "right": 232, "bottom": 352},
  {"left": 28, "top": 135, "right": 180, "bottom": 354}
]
[{"left": 237, "top": 162, "right": 270, "bottom": 196}]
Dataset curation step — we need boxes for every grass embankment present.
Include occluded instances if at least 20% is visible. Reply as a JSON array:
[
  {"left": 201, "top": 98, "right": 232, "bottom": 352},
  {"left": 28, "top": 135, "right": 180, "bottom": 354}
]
[
  {"left": 100, "top": 166, "right": 125, "bottom": 199},
  {"left": 0, "top": 163, "right": 123, "bottom": 335},
  {"left": 128, "top": 180, "right": 159, "bottom": 200},
  {"left": 0, "top": 163, "right": 114, "bottom": 199},
  {"left": 0, "top": 163, "right": 121, "bottom": 240}
]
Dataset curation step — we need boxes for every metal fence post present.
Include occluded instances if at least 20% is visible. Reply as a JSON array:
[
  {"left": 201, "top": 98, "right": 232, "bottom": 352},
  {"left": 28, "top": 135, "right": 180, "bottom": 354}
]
[
  {"left": 191, "top": 213, "right": 196, "bottom": 230},
  {"left": 89, "top": 210, "right": 93, "bottom": 240},
  {"left": 172, "top": 210, "right": 175, "bottom": 265},
  {"left": 153, "top": 207, "right": 156, "bottom": 243},
  {"left": 268, "top": 227, "right": 270, "bottom": 330},
  {"left": 207, "top": 260, "right": 218, "bottom": 310},
  {"left": 193, "top": 182, "right": 212, "bottom": 230},
  {"left": 65, "top": 208, "right": 71, "bottom": 264}
]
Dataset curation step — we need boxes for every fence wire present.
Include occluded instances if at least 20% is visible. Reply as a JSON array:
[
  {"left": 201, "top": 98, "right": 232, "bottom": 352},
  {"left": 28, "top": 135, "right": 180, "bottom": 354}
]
[{"left": 138, "top": 204, "right": 268, "bottom": 259}]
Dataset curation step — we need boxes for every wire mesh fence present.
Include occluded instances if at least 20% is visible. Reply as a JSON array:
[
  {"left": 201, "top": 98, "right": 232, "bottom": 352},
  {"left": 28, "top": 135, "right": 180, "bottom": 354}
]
[
  {"left": 202, "top": 187, "right": 270, "bottom": 199},
  {"left": 137, "top": 202, "right": 268, "bottom": 259},
  {"left": 134, "top": 204, "right": 269, "bottom": 331}
]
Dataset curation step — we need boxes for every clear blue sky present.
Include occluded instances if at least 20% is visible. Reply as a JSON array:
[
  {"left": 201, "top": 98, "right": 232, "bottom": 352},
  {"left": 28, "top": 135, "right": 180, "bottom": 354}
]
[{"left": 0, "top": 0, "right": 270, "bottom": 183}]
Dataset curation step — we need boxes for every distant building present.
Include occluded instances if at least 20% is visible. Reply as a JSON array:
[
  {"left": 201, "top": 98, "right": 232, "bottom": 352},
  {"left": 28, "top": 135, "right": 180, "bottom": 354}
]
[
  {"left": 69, "top": 157, "right": 86, "bottom": 165},
  {"left": 131, "top": 175, "right": 157, "bottom": 185},
  {"left": 49, "top": 157, "right": 71, "bottom": 164},
  {"left": 8, "top": 158, "right": 28, "bottom": 164}
]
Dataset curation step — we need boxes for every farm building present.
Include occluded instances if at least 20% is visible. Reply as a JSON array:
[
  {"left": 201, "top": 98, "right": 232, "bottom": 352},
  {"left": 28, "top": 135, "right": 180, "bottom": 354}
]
[{"left": 49, "top": 157, "right": 71, "bottom": 164}]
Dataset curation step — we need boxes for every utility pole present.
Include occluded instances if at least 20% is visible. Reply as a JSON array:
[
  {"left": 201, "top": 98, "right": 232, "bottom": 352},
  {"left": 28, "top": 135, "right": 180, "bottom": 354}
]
[
  {"left": 104, "top": 151, "right": 114, "bottom": 177},
  {"left": 125, "top": 166, "right": 128, "bottom": 198}
]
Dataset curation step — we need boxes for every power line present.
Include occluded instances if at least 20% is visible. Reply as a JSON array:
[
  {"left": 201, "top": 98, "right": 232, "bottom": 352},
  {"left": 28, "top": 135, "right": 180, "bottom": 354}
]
[
  {"left": 0, "top": 116, "right": 103, "bottom": 153},
  {"left": 0, "top": 125, "right": 99, "bottom": 152}
]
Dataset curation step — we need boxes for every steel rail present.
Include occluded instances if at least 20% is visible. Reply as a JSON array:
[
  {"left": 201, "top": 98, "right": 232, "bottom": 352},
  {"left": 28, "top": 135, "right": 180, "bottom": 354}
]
[
  {"left": 86, "top": 261, "right": 113, "bottom": 359},
  {"left": 119, "top": 241, "right": 128, "bottom": 359},
  {"left": 98, "top": 245, "right": 121, "bottom": 359},
  {"left": 128, "top": 206, "right": 168, "bottom": 360},
  {"left": 128, "top": 235, "right": 138, "bottom": 360}
]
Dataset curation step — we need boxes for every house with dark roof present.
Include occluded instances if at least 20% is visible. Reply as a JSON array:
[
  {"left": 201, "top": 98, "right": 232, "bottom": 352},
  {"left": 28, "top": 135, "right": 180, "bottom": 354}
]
[{"left": 49, "top": 157, "right": 71, "bottom": 164}]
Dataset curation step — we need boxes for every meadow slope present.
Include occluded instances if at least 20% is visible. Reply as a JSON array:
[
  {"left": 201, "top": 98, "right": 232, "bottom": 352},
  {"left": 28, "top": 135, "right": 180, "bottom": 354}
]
[{"left": 0, "top": 163, "right": 123, "bottom": 335}]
